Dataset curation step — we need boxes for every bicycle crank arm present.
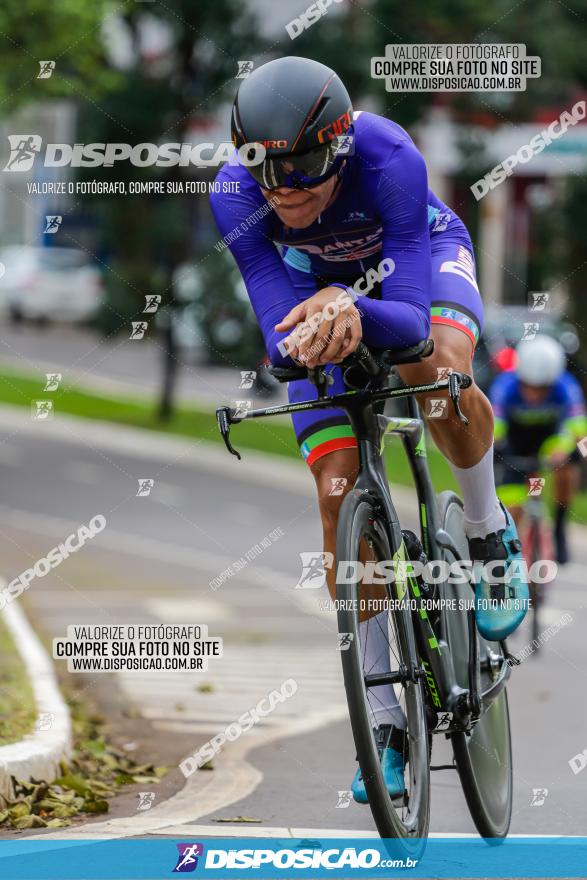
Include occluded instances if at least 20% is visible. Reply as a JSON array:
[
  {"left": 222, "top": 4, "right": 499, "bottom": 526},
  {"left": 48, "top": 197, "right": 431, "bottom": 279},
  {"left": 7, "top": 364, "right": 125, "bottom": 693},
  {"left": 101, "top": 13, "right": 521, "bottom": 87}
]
[
  {"left": 365, "top": 664, "right": 422, "bottom": 687},
  {"left": 467, "top": 607, "right": 481, "bottom": 718},
  {"left": 435, "top": 527, "right": 462, "bottom": 558}
]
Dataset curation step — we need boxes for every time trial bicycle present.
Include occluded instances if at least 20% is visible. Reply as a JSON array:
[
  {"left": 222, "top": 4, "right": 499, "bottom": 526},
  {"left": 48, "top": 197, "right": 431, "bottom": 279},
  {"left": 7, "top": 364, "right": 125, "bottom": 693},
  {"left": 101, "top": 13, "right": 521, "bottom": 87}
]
[{"left": 216, "top": 340, "right": 516, "bottom": 849}]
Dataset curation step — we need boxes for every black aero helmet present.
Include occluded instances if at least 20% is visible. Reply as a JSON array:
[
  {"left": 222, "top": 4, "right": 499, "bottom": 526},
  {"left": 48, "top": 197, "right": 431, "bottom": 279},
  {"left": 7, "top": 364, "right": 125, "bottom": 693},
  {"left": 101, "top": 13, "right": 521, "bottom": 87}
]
[{"left": 231, "top": 56, "right": 353, "bottom": 189}]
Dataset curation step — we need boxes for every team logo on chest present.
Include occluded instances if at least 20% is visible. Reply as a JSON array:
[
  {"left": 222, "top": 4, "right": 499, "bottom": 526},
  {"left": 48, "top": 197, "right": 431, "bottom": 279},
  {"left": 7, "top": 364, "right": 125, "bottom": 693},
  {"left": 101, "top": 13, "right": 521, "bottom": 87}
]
[{"left": 291, "top": 228, "right": 383, "bottom": 262}]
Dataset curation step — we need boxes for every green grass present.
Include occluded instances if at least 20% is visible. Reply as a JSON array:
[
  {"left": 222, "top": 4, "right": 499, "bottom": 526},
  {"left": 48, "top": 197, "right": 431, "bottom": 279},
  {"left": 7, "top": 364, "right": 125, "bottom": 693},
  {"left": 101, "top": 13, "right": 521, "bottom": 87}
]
[
  {"left": 0, "top": 615, "right": 37, "bottom": 746},
  {"left": 0, "top": 367, "right": 454, "bottom": 487},
  {"left": 0, "top": 368, "right": 300, "bottom": 458},
  {"left": 2, "top": 367, "right": 587, "bottom": 524}
]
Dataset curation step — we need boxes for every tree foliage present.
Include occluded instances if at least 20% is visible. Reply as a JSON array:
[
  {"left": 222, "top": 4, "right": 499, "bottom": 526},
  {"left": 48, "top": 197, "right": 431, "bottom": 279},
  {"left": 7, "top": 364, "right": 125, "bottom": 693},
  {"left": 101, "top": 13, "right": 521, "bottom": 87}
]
[{"left": 0, "top": 0, "right": 119, "bottom": 110}]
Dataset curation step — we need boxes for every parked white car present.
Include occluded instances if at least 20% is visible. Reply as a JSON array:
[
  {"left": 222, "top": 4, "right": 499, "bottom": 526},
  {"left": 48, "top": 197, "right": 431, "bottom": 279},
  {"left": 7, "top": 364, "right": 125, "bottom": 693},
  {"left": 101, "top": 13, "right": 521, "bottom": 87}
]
[{"left": 0, "top": 246, "right": 103, "bottom": 323}]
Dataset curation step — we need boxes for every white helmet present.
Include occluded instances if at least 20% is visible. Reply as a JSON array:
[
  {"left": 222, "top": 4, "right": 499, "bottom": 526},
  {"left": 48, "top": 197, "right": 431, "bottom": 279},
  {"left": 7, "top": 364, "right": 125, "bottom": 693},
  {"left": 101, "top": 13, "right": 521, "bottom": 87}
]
[{"left": 516, "top": 335, "right": 566, "bottom": 386}]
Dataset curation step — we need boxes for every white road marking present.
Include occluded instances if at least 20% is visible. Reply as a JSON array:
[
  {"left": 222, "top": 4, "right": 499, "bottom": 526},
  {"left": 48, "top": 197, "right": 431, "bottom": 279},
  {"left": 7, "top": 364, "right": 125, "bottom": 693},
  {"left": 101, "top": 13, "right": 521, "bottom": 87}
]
[
  {"left": 145, "top": 597, "right": 232, "bottom": 623},
  {"left": 150, "top": 722, "right": 239, "bottom": 735},
  {"left": 117, "top": 641, "right": 345, "bottom": 731},
  {"left": 0, "top": 503, "right": 331, "bottom": 623},
  {"left": 145, "top": 826, "right": 577, "bottom": 838}
]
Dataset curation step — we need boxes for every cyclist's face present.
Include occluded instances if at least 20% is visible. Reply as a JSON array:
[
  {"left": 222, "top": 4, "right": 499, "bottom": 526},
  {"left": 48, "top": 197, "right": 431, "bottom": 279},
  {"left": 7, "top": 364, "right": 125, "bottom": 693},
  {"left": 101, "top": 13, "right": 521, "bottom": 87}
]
[
  {"left": 520, "top": 382, "right": 551, "bottom": 404},
  {"left": 261, "top": 173, "right": 339, "bottom": 228}
]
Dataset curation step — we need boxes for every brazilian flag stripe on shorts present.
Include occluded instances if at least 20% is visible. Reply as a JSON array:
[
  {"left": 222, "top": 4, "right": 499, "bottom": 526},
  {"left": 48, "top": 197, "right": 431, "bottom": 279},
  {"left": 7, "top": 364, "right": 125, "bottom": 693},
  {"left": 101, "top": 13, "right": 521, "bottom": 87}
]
[
  {"left": 300, "top": 424, "right": 355, "bottom": 462},
  {"left": 430, "top": 304, "right": 480, "bottom": 345}
]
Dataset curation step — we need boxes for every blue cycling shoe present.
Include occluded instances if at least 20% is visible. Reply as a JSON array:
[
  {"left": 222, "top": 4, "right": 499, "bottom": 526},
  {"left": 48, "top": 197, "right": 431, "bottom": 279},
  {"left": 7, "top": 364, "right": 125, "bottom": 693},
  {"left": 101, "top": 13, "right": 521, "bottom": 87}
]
[
  {"left": 351, "top": 725, "right": 405, "bottom": 804},
  {"left": 468, "top": 504, "right": 530, "bottom": 641}
]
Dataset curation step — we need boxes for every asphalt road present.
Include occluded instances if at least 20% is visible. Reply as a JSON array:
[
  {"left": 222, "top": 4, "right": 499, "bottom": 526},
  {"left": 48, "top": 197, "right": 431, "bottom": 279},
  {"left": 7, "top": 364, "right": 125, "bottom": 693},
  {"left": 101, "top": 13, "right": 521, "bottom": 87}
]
[{"left": 0, "top": 404, "right": 585, "bottom": 841}]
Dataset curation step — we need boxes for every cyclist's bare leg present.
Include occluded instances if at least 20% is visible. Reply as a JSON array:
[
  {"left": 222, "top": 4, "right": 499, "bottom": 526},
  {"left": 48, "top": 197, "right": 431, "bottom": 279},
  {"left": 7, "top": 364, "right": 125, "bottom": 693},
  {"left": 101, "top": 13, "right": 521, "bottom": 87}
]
[
  {"left": 508, "top": 505, "right": 524, "bottom": 530},
  {"left": 397, "top": 324, "right": 529, "bottom": 639},
  {"left": 397, "top": 324, "right": 492, "bottom": 465},
  {"left": 553, "top": 462, "right": 578, "bottom": 508},
  {"left": 311, "top": 446, "right": 405, "bottom": 727},
  {"left": 310, "top": 448, "right": 387, "bottom": 623},
  {"left": 397, "top": 323, "right": 504, "bottom": 538},
  {"left": 552, "top": 462, "right": 578, "bottom": 563}
]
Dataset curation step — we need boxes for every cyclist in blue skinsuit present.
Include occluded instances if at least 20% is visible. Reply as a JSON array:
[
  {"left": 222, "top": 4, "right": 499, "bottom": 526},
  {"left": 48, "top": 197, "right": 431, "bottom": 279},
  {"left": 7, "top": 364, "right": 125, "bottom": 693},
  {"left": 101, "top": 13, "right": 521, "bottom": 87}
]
[
  {"left": 492, "top": 335, "right": 587, "bottom": 565},
  {"left": 210, "top": 56, "right": 529, "bottom": 804}
]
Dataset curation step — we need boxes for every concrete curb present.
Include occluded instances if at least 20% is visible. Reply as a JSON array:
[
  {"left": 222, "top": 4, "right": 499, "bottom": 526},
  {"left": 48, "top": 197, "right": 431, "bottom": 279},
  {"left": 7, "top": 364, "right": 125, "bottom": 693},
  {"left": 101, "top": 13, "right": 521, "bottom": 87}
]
[
  {"left": 0, "top": 594, "right": 72, "bottom": 803},
  {"left": 0, "top": 403, "right": 416, "bottom": 508}
]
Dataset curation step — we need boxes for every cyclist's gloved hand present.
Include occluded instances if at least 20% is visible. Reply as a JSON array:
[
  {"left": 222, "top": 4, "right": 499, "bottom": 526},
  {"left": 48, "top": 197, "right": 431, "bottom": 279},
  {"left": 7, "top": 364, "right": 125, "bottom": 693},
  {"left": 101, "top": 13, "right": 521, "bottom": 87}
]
[{"left": 275, "top": 286, "right": 362, "bottom": 368}]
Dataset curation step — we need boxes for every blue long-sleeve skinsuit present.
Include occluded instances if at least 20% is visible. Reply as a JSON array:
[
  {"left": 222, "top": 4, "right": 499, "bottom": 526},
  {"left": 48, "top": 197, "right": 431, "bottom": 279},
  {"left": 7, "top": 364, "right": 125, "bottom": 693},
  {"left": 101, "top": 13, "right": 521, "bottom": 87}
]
[{"left": 211, "top": 111, "right": 483, "bottom": 465}]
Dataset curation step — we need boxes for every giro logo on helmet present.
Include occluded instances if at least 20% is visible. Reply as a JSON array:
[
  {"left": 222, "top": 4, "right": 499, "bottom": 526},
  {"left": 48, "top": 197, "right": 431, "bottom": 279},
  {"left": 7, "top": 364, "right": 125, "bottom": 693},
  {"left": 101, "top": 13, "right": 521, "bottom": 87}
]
[{"left": 317, "top": 108, "right": 353, "bottom": 143}]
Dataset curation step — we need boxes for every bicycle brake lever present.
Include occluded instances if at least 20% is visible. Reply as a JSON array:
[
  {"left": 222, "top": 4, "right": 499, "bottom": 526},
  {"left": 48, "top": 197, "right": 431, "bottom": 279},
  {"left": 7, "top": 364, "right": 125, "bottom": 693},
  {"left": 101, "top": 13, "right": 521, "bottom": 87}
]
[
  {"left": 216, "top": 406, "right": 242, "bottom": 460},
  {"left": 448, "top": 372, "right": 469, "bottom": 425}
]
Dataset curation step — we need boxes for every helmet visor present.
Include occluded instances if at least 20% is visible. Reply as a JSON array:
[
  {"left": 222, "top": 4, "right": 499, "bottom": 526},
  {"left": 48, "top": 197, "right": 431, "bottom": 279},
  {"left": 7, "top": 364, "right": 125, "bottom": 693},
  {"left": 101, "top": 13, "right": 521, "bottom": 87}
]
[{"left": 242, "top": 132, "right": 353, "bottom": 190}]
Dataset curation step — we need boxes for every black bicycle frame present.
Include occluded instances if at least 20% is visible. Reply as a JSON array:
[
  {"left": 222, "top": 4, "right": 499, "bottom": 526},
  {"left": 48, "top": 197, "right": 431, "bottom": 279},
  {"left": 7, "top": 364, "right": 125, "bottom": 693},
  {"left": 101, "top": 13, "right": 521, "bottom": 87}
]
[
  {"left": 216, "top": 373, "right": 511, "bottom": 731},
  {"left": 374, "top": 393, "right": 477, "bottom": 728}
]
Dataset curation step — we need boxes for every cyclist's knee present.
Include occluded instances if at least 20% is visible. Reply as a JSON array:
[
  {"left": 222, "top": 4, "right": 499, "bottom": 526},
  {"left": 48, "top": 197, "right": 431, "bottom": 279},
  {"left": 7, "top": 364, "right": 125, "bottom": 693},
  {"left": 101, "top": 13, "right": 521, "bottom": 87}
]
[
  {"left": 428, "top": 337, "right": 473, "bottom": 380},
  {"left": 398, "top": 329, "right": 473, "bottom": 387}
]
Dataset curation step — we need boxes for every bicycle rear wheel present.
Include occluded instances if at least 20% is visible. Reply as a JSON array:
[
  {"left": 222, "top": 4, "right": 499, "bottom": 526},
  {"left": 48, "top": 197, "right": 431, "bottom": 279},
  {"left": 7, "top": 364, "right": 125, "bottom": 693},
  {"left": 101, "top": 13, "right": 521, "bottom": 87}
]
[
  {"left": 437, "top": 490, "right": 513, "bottom": 839},
  {"left": 336, "top": 489, "right": 430, "bottom": 843}
]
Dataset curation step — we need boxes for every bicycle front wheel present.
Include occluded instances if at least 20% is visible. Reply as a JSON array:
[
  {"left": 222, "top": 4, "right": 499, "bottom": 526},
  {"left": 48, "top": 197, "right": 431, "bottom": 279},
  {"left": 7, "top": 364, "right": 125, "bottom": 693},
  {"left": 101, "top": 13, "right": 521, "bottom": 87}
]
[
  {"left": 438, "top": 490, "right": 513, "bottom": 839},
  {"left": 336, "top": 489, "right": 430, "bottom": 842}
]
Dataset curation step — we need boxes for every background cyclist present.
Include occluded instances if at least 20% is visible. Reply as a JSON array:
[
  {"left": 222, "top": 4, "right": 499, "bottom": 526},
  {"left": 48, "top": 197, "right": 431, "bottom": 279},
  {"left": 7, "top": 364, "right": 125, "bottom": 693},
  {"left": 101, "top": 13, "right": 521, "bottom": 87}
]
[{"left": 492, "top": 334, "right": 587, "bottom": 565}]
